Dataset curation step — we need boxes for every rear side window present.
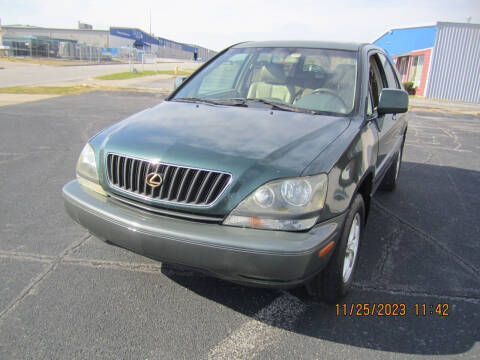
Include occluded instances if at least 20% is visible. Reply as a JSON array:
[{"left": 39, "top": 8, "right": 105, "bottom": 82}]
[{"left": 378, "top": 53, "right": 400, "bottom": 89}]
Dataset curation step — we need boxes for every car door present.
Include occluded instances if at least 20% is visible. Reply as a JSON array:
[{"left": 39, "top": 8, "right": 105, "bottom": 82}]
[{"left": 368, "top": 52, "right": 402, "bottom": 181}]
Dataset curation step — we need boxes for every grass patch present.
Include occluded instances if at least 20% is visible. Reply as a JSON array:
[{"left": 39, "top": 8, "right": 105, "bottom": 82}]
[
  {"left": 95, "top": 69, "right": 195, "bottom": 80},
  {"left": 0, "top": 85, "right": 95, "bottom": 95},
  {"left": 156, "top": 69, "right": 196, "bottom": 76}
]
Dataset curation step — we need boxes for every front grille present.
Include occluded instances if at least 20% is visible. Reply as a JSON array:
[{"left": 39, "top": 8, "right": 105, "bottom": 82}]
[{"left": 106, "top": 153, "right": 231, "bottom": 206}]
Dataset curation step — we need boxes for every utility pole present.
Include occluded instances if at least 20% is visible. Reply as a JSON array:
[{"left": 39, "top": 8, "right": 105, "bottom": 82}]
[{"left": 149, "top": 9, "right": 152, "bottom": 36}]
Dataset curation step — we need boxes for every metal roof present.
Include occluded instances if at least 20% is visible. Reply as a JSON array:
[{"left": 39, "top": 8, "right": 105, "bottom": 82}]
[
  {"left": 373, "top": 24, "right": 436, "bottom": 43},
  {"left": 373, "top": 25, "right": 437, "bottom": 56},
  {"left": 234, "top": 40, "right": 363, "bottom": 51}
]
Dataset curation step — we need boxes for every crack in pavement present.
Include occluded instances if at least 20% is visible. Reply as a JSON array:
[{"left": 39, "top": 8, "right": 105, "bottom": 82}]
[
  {"left": 2, "top": 244, "right": 479, "bottom": 308},
  {"left": 372, "top": 201, "right": 480, "bottom": 280},
  {"left": 62, "top": 257, "right": 168, "bottom": 274},
  {"left": 0, "top": 251, "right": 55, "bottom": 263},
  {"left": 0, "top": 249, "right": 206, "bottom": 275},
  {"left": 352, "top": 283, "right": 480, "bottom": 304},
  {"left": 367, "top": 226, "right": 403, "bottom": 287},
  {"left": 0, "top": 234, "right": 91, "bottom": 323}
]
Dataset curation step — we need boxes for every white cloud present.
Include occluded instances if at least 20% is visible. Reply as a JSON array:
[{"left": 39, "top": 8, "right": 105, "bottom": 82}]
[{"left": 1, "top": 0, "right": 479, "bottom": 50}]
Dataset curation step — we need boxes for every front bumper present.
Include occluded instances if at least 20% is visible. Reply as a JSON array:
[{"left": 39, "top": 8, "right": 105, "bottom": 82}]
[{"left": 63, "top": 180, "right": 346, "bottom": 288}]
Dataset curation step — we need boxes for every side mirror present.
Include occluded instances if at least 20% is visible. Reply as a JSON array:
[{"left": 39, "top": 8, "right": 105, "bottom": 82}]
[
  {"left": 174, "top": 76, "right": 187, "bottom": 90},
  {"left": 377, "top": 88, "right": 409, "bottom": 114}
]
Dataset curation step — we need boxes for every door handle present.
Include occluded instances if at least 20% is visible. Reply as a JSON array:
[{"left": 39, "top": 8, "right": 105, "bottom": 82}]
[{"left": 392, "top": 114, "right": 398, "bottom": 120}]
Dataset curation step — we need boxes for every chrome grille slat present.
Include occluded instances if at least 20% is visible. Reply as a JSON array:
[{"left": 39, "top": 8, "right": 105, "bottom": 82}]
[
  {"left": 194, "top": 172, "right": 214, "bottom": 204},
  {"left": 139, "top": 161, "right": 147, "bottom": 193},
  {"left": 177, "top": 168, "right": 192, "bottom": 202},
  {"left": 185, "top": 170, "right": 201, "bottom": 203},
  {"left": 171, "top": 168, "right": 186, "bottom": 200},
  {"left": 129, "top": 159, "right": 136, "bottom": 191},
  {"left": 105, "top": 154, "right": 231, "bottom": 207},
  {"left": 160, "top": 165, "right": 172, "bottom": 199},
  {"left": 123, "top": 158, "right": 128, "bottom": 189},
  {"left": 109, "top": 155, "right": 114, "bottom": 183},
  {"left": 143, "top": 162, "right": 151, "bottom": 194},
  {"left": 122, "top": 157, "right": 127, "bottom": 188},
  {"left": 205, "top": 173, "right": 223, "bottom": 204},
  {"left": 167, "top": 167, "right": 180, "bottom": 200},
  {"left": 135, "top": 160, "right": 142, "bottom": 193},
  {"left": 135, "top": 160, "right": 141, "bottom": 192},
  {"left": 114, "top": 155, "right": 118, "bottom": 184},
  {"left": 121, "top": 158, "right": 127, "bottom": 189},
  {"left": 116, "top": 155, "right": 121, "bottom": 187}
]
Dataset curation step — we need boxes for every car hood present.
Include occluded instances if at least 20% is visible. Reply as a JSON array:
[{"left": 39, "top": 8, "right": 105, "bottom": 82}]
[{"left": 96, "top": 101, "right": 350, "bottom": 214}]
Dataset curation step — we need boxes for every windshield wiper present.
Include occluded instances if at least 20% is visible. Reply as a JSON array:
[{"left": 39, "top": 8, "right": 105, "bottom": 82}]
[
  {"left": 171, "top": 97, "right": 247, "bottom": 107},
  {"left": 245, "top": 98, "right": 319, "bottom": 115},
  {"left": 172, "top": 97, "right": 330, "bottom": 115}
]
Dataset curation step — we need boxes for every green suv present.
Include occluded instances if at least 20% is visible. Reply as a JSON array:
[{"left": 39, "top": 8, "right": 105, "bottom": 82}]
[{"left": 63, "top": 41, "right": 408, "bottom": 302}]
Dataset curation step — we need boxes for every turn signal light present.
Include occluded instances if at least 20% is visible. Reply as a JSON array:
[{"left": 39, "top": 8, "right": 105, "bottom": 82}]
[{"left": 318, "top": 241, "right": 335, "bottom": 258}]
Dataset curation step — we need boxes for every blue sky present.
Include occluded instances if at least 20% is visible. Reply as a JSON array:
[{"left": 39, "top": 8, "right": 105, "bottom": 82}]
[{"left": 1, "top": 0, "right": 479, "bottom": 50}]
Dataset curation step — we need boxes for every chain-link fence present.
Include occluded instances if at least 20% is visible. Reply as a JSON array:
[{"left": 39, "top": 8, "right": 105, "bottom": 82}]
[{"left": 1, "top": 36, "right": 110, "bottom": 62}]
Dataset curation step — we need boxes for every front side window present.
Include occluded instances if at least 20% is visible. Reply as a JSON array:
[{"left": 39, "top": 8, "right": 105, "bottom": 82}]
[{"left": 173, "top": 47, "right": 358, "bottom": 115}]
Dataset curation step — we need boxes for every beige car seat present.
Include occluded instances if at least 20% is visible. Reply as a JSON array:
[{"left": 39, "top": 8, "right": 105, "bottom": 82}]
[{"left": 247, "top": 64, "right": 293, "bottom": 103}]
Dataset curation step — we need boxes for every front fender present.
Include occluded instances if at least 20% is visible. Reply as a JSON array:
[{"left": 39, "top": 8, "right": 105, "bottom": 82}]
[{"left": 307, "top": 120, "right": 378, "bottom": 220}]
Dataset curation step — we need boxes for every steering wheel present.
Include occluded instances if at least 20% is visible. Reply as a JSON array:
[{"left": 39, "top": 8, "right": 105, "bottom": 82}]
[{"left": 310, "top": 88, "right": 348, "bottom": 109}]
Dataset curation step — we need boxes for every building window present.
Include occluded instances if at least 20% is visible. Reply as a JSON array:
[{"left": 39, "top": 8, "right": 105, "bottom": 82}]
[
  {"left": 398, "top": 57, "right": 408, "bottom": 79},
  {"left": 408, "top": 55, "right": 424, "bottom": 88}
]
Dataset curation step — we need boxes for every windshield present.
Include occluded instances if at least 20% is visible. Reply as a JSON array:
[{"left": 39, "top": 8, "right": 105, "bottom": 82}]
[{"left": 172, "top": 47, "right": 358, "bottom": 115}]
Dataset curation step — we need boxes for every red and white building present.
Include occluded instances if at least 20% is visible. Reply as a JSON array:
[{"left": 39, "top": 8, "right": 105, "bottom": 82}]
[{"left": 375, "top": 22, "right": 480, "bottom": 103}]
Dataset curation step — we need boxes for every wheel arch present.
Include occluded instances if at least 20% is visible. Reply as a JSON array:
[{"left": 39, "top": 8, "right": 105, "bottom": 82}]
[{"left": 354, "top": 170, "right": 374, "bottom": 223}]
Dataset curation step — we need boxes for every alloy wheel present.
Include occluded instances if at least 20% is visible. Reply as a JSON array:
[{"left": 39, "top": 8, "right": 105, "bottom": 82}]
[{"left": 342, "top": 213, "right": 361, "bottom": 283}]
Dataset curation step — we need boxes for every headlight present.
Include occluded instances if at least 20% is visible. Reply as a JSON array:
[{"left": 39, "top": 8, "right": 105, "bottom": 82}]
[
  {"left": 76, "top": 143, "right": 106, "bottom": 195},
  {"left": 223, "top": 173, "right": 327, "bottom": 231},
  {"left": 281, "top": 179, "right": 311, "bottom": 206}
]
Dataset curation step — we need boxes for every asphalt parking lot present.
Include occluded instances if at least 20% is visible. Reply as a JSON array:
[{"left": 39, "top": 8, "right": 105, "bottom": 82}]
[{"left": 0, "top": 91, "right": 479, "bottom": 359}]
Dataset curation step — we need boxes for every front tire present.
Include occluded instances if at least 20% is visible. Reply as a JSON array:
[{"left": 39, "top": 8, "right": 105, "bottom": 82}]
[{"left": 306, "top": 194, "right": 365, "bottom": 303}]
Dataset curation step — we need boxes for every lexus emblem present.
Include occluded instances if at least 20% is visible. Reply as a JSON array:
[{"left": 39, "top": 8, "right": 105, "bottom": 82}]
[{"left": 146, "top": 173, "right": 163, "bottom": 188}]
